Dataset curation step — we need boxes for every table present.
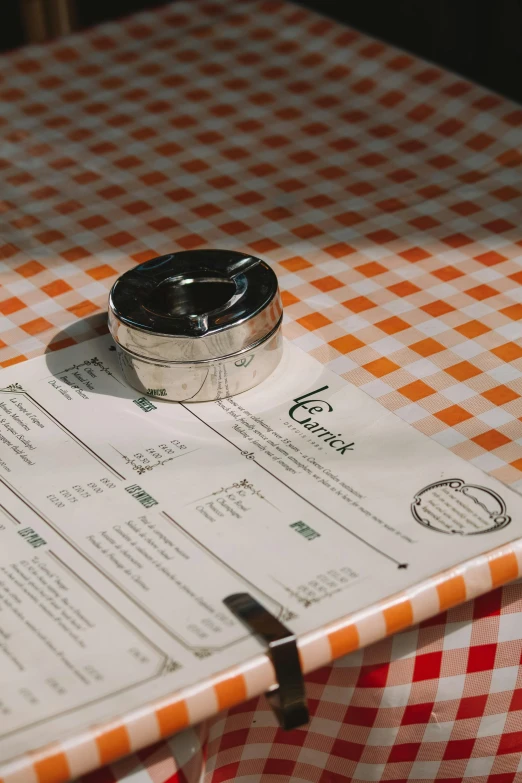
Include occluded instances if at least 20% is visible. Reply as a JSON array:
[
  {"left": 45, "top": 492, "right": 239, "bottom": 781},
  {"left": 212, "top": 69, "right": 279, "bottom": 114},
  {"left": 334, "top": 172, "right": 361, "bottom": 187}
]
[{"left": 1, "top": 1, "right": 522, "bottom": 780}]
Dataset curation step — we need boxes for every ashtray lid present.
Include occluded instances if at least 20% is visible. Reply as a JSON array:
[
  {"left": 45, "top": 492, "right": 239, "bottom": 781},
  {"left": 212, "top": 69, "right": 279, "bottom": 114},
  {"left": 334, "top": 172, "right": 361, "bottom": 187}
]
[{"left": 108, "top": 249, "right": 282, "bottom": 363}]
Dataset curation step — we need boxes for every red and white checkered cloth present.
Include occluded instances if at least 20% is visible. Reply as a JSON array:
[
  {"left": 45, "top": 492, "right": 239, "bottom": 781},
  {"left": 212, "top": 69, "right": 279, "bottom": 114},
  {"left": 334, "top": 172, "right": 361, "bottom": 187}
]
[
  {"left": 1, "top": 0, "right": 522, "bottom": 780},
  {"left": 83, "top": 587, "right": 522, "bottom": 782}
]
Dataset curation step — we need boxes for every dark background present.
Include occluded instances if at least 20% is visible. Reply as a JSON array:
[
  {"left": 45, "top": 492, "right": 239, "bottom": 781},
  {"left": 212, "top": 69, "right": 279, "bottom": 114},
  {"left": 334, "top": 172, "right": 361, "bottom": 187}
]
[{"left": 3, "top": 0, "right": 522, "bottom": 104}]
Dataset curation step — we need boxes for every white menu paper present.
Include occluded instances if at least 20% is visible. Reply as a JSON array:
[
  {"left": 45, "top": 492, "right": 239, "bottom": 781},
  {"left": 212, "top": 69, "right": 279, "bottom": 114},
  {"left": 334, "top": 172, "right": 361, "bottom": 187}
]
[{"left": 0, "top": 336, "right": 521, "bottom": 764}]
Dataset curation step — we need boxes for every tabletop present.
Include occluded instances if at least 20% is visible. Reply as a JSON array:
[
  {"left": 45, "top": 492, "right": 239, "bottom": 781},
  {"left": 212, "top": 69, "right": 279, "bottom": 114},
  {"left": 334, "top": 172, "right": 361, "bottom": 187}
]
[{"left": 1, "top": 1, "right": 522, "bottom": 781}]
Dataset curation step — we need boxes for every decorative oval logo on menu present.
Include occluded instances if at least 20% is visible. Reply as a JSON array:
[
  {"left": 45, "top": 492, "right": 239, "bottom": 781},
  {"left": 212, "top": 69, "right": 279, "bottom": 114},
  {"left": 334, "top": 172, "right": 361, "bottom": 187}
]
[{"left": 411, "top": 478, "right": 511, "bottom": 535}]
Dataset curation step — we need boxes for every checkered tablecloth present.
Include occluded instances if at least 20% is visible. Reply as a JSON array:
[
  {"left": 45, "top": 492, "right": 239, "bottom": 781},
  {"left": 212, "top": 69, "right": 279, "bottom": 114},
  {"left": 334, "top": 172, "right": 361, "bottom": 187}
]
[{"left": 1, "top": 0, "right": 522, "bottom": 780}]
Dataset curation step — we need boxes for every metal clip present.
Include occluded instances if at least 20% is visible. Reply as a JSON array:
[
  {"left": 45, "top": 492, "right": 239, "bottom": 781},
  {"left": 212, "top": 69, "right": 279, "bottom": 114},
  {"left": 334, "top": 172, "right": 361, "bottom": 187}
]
[{"left": 223, "top": 593, "right": 309, "bottom": 731}]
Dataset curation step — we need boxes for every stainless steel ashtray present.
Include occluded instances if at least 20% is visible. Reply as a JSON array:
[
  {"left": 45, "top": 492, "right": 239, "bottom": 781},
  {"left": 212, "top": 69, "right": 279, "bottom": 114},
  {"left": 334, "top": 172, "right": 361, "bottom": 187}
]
[{"left": 108, "top": 249, "right": 283, "bottom": 402}]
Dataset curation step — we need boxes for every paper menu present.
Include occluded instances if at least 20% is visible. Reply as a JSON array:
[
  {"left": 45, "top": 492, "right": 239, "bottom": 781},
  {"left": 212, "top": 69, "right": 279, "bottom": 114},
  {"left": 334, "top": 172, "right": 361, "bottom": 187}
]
[{"left": 0, "top": 336, "right": 521, "bottom": 778}]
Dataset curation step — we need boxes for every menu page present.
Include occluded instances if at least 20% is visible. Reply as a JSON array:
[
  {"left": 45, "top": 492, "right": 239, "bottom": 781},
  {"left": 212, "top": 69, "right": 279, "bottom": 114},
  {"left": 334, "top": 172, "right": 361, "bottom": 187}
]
[{"left": 0, "top": 335, "right": 521, "bottom": 764}]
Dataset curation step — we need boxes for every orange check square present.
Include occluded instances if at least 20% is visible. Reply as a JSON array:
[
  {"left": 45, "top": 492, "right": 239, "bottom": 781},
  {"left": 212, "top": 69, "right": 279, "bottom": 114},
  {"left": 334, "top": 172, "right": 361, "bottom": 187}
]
[
  {"left": 446, "top": 362, "right": 481, "bottom": 381},
  {"left": 297, "top": 313, "right": 332, "bottom": 330},
  {"left": 280, "top": 256, "right": 312, "bottom": 272},
  {"left": 399, "top": 380, "right": 434, "bottom": 401},
  {"left": 0, "top": 297, "right": 25, "bottom": 315},
  {"left": 355, "top": 262, "right": 387, "bottom": 277},
  {"left": 482, "top": 386, "right": 519, "bottom": 405},
  {"left": 472, "top": 430, "right": 511, "bottom": 450},
  {"left": 466, "top": 284, "right": 498, "bottom": 300},
  {"left": 21, "top": 318, "right": 52, "bottom": 335},
  {"left": 422, "top": 300, "right": 455, "bottom": 317},
  {"left": 342, "top": 296, "right": 376, "bottom": 313},
  {"left": 411, "top": 339, "right": 445, "bottom": 357},
  {"left": 492, "top": 343, "right": 522, "bottom": 362},
  {"left": 330, "top": 335, "right": 365, "bottom": 354},
  {"left": 376, "top": 316, "right": 409, "bottom": 334},
  {"left": 456, "top": 320, "right": 490, "bottom": 339},
  {"left": 312, "top": 276, "right": 343, "bottom": 292},
  {"left": 364, "top": 358, "right": 400, "bottom": 377},
  {"left": 435, "top": 405, "right": 473, "bottom": 426}
]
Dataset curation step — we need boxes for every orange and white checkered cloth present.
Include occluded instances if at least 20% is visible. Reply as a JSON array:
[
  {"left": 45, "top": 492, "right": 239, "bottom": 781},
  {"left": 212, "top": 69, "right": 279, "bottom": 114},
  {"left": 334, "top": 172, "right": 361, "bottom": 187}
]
[{"left": 1, "top": 1, "right": 522, "bottom": 780}]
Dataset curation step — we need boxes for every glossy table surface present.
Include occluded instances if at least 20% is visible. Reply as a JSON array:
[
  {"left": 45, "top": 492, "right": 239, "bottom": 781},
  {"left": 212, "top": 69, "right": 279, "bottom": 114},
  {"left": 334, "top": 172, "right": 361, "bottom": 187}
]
[{"left": 1, "top": 1, "right": 522, "bottom": 781}]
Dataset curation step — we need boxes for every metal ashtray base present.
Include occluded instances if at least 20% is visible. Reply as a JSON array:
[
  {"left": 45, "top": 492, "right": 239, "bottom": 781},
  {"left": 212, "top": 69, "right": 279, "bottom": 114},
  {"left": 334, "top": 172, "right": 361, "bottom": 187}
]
[{"left": 116, "top": 322, "right": 283, "bottom": 403}]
